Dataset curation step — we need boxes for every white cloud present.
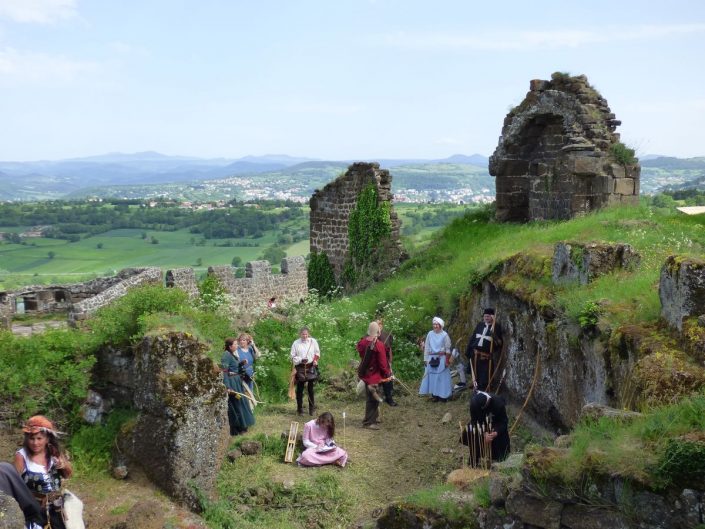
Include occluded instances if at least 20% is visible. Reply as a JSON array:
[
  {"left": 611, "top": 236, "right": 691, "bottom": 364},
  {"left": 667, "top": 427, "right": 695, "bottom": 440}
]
[
  {"left": 382, "top": 23, "right": 705, "bottom": 52},
  {"left": 0, "top": 0, "right": 77, "bottom": 24},
  {"left": 0, "top": 46, "right": 96, "bottom": 82}
]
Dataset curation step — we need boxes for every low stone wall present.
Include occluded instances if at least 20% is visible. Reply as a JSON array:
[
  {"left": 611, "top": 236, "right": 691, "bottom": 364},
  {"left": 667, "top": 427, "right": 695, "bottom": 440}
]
[
  {"left": 0, "top": 268, "right": 158, "bottom": 329},
  {"left": 69, "top": 267, "right": 163, "bottom": 323},
  {"left": 166, "top": 256, "right": 308, "bottom": 312},
  {"left": 659, "top": 255, "right": 705, "bottom": 331}
]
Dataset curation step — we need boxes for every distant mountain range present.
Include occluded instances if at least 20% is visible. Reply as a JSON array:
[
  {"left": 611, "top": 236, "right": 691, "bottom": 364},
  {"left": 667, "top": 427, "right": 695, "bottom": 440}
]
[
  {"left": 0, "top": 151, "right": 703, "bottom": 201},
  {"left": 0, "top": 152, "right": 490, "bottom": 201}
]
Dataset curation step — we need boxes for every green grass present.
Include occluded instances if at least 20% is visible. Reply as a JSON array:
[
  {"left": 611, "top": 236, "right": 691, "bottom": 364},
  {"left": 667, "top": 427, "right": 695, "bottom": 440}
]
[
  {"left": 405, "top": 483, "right": 478, "bottom": 522},
  {"left": 528, "top": 392, "right": 705, "bottom": 491}
]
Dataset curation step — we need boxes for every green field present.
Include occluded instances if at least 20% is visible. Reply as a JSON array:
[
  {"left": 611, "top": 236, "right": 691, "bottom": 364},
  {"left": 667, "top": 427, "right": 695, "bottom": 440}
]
[{"left": 0, "top": 226, "right": 309, "bottom": 289}]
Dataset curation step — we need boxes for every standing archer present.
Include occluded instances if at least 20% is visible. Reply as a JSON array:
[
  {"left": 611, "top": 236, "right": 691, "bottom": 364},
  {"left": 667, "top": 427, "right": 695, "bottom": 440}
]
[{"left": 466, "top": 308, "right": 504, "bottom": 392}]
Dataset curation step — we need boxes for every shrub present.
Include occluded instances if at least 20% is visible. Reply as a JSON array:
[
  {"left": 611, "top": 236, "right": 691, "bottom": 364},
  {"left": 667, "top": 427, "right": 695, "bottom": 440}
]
[
  {"left": 197, "top": 274, "right": 228, "bottom": 313},
  {"left": 308, "top": 251, "right": 337, "bottom": 297},
  {"left": 577, "top": 301, "right": 602, "bottom": 329},
  {"left": 0, "top": 328, "right": 97, "bottom": 428},
  {"left": 610, "top": 142, "right": 637, "bottom": 165}
]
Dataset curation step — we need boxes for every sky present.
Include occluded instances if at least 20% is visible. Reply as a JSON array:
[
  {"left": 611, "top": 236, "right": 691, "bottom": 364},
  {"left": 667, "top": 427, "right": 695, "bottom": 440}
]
[{"left": 0, "top": 0, "right": 704, "bottom": 161}]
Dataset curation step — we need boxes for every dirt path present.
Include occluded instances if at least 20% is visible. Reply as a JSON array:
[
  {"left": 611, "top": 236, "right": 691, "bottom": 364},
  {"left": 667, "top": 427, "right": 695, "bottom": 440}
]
[
  {"left": 0, "top": 385, "right": 477, "bottom": 528},
  {"left": 254, "top": 385, "right": 471, "bottom": 525}
]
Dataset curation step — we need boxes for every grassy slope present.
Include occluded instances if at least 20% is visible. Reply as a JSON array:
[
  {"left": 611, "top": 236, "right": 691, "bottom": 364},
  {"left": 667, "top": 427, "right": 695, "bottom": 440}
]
[{"left": 332, "top": 203, "right": 704, "bottom": 329}]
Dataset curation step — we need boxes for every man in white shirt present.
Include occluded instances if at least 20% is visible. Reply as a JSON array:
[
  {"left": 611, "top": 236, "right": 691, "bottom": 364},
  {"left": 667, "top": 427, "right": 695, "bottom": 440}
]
[{"left": 290, "top": 326, "right": 321, "bottom": 415}]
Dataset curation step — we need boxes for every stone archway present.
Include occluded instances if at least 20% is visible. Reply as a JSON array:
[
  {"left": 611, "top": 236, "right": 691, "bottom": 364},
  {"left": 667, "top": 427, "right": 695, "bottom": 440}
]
[{"left": 490, "top": 74, "right": 640, "bottom": 222}]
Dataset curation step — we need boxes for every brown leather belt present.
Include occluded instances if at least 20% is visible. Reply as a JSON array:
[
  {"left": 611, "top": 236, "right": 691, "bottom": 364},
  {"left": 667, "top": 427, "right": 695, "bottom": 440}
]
[
  {"left": 33, "top": 490, "right": 63, "bottom": 508},
  {"left": 475, "top": 350, "right": 491, "bottom": 361}
]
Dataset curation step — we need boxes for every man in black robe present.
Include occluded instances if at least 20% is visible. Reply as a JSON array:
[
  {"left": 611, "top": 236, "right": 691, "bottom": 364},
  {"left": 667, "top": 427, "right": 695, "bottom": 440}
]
[
  {"left": 465, "top": 308, "right": 503, "bottom": 392},
  {"left": 465, "top": 391, "right": 510, "bottom": 464}
]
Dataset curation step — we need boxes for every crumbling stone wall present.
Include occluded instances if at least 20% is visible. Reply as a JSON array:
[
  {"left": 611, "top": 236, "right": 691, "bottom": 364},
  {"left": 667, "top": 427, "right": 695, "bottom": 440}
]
[
  {"left": 165, "top": 267, "right": 198, "bottom": 297},
  {"left": 660, "top": 255, "right": 705, "bottom": 331},
  {"left": 310, "top": 162, "right": 404, "bottom": 282},
  {"left": 0, "top": 268, "right": 159, "bottom": 328},
  {"left": 69, "top": 267, "right": 163, "bottom": 323},
  {"left": 120, "top": 333, "right": 229, "bottom": 510},
  {"left": 490, "top": 73, "right": 640, "bottom": 222},
  {"left": 166, "top": 256, "right": 308, "bottom": 311}
]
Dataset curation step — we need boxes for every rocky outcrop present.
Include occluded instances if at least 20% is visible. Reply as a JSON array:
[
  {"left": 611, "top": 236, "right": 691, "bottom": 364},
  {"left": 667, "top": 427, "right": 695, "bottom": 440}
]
[
  {"left": 118, "top": 333, "right": 229, "bottom": 510},
  {"left": 448, "top": 252, "right": 704, "bottom": 431},
  {"left": 490, "top": 73, "right": 640, "bottom": 222},
  {"left": 552, "top": 242, "right": 640, "bottom": 285},
  {"left": 310, "top": 162, "right": 404, "bottom": 284},
  {"left": 0, "top": 491, "right": 25, "bottom": 529},
  {"left": 659, "top": 255, "right": 705, "bottom": 331}
]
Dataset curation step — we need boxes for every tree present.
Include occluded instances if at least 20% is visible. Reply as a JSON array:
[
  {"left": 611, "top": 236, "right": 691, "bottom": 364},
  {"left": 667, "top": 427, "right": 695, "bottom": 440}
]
[
  {"left": 151, "top": 236, "right": 159, "bottom": 244},
  {"left": 141, "top": 232, "right": 148, "bottom": 240},
  {"left": 96, "top": 242, "right": 104, "bottom": 249},
  {"left": 47, "top": 251, "right": 56, "bottom": 259},
  {"left": 231, "top": 256, "right": 242, "bottom": 267},
  {"left": 196, "top": 257, "right": 203, "bottom": 267},
  {"left": 261, "top": 246, "right": 286, "bottom": 264}
]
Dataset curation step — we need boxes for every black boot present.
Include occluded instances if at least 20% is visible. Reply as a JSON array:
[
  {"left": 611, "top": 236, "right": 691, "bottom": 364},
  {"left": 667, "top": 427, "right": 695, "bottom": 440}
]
[
  {"left": 308, "top": 395, "right": 316, "bottom": 416},
  {"left": 296, "top": 394, "right": 304, "bottom": 416}
]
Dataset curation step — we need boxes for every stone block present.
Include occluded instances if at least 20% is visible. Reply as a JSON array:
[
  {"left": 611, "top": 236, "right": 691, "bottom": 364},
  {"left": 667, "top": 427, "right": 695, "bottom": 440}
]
[
  {"left": 614, "top": 178, "right": 635, "bottom": 195},
  {"left": 506, "top": 489, "right": 562, "bottom": 529},
  {"left": 0, "top": 490, "right": 25, "bottom": 529},
  {"left": 530, "top": 79, "right": 550, "bottom": 91},
  {"left": 659, "top": 255, "right": 705, "bottom": 331},
  {"left": 571, "top": 155, "right": 603, "bottom": 175},
  {"left": 608, "top": 163, "right": 626, "bottom": 179},
  {"left": 561, "top": 504, "right": 630, "bottom": 529},
  {"left": 552, "top": 242, "right": 640, "bottom": 285}
]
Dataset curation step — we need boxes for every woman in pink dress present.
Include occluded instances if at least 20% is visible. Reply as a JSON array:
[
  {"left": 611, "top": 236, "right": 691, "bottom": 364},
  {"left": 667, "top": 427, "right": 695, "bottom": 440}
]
[{"left": 297, "top": 412, "right": 348, "bottom": 467}]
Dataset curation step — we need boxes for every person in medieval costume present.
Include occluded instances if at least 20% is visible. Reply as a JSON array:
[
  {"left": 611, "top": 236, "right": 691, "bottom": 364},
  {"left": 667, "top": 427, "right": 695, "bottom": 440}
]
[
  {"left": 357, "top": 321, "right": 392, "bottom": 429},
  {"left": 297, "top": 412, "right": 348, "bottom": 467},
  {"left": 464, "top": 391, "right": 510, "bottom": 464},
  {"left": 221, "top": 338, "right": 256, "bottom": 435},
  {"left": 377, "top": 317, "right": 398, "bottom": 406},
  {"left": 290, "top": 326, "right": 321, "bottom": 416},
  {"left": 419, "top": 317, "right": 453, "bottom": 402},
  {"left": 466, "top": 308, "right": 503, "bottom": 392}
]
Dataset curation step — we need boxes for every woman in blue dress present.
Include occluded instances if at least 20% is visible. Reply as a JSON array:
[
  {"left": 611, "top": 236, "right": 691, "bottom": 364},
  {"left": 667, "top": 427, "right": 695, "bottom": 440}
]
[
  {"left": 221, "top": 337, "right": 256, "bottom": 436},
  {"left": 236, "top": 333, "right": 256, "bottom": 392},
  {"left": 419, "top": 317, "right": 453, "bottom": 402}
]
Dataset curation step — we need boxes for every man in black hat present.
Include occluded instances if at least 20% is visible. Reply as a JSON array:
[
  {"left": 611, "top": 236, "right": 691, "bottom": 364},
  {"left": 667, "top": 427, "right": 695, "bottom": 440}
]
[
  {"left": 465, "top": 391, "right": 510, "bottom": 464},
  {"left": 465, "top": 308, "right": 503, "bottom": 392}
]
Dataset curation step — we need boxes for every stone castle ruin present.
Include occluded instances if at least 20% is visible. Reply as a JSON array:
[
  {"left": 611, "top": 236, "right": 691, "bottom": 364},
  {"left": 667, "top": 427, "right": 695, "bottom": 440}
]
[
  {"left": 1, "top": 257, "right": 308, "bottom": 330},
  {"left": 309, "top": 162, "right": 405, "bottom": 285},
  {"left": 490, "top": 73, "right": 640, "bottom": 222}
]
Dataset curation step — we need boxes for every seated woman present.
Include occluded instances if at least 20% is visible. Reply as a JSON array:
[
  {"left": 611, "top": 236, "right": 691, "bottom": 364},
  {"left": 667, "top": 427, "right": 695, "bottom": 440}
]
[
  {"left": 13, "top": 415, "right": 73, "bottom": 529},
  {"left": 297, "top": 412, "right": 348, "bottom": 468}
]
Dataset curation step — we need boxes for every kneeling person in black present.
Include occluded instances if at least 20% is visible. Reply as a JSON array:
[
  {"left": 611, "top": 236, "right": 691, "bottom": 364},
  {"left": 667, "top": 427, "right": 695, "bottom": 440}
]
[{"left": 463, "top": 391, "right": 510, "bottom": 465}]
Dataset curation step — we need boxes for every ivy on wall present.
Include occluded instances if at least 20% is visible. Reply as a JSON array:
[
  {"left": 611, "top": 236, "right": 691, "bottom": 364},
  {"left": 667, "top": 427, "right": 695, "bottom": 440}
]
[
  {"left": 343, "top": 183, "right": 393, "bottom": 291},
  {"left": 308, "top": 251, "right": 337, "bottom": 297}
]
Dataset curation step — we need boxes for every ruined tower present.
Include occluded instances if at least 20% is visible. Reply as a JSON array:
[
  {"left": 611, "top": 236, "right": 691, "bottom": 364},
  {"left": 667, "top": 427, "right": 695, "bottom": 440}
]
[{"left": 490, "top": 73, "right": 640, "bottom": 222}]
